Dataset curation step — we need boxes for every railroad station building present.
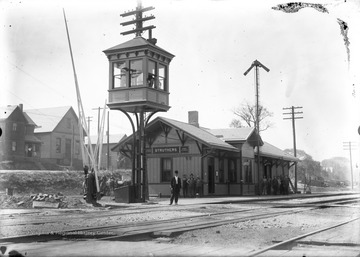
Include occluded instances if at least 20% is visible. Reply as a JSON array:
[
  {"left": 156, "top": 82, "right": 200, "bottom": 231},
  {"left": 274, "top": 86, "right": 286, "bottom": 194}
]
[{"left": 112, "top": 111, "right": 298, "bottom": 197}]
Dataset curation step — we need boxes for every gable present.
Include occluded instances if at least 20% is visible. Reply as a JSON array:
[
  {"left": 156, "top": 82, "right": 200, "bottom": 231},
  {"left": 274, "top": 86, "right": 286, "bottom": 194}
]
[
  {"left": 0, "top": 105, "right": 27, "bottom": 123},
  {"left": 53, "top": 107, "right": 80, "bottom": 134},
  {"left": 25, "top": 106, "right": 73, "bottom": 133}
]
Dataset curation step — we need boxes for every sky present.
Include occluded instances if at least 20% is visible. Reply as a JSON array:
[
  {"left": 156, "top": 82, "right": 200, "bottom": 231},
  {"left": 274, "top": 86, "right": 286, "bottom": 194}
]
[{"left": 1, "top": 0, "right": 360, "bottom": 166}]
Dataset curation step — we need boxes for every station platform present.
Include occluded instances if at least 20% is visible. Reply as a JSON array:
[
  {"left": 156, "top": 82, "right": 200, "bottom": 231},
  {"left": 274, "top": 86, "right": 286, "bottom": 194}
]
[{"left": 100, "top": 190, "right": 359, "bottom": 208}]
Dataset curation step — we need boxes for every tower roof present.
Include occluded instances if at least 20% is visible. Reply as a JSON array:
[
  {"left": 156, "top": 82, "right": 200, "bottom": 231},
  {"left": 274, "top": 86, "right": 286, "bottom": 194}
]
[{"left": 103, "top": 36, "right": 174, "bottom": 58}]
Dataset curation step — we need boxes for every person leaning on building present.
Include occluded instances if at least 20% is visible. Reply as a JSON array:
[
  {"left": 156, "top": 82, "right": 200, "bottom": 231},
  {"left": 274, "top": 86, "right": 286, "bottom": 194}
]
[
  {"left": 170, "top": 170, "right": 182, "bottom": 205},
  {"left": 188, "top": 173, "right": 196, "bottom": 198},
  {"left": 196, "top": 176, "right": 203, "bottom": 197}
]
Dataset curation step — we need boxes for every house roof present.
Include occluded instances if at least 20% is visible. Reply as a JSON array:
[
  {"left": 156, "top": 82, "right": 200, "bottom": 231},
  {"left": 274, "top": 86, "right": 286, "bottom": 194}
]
[
  {"left": 23, "top": 112, "right": 37, "bottom": 126},
  {"left": 103, "top": 36, "right": 175, "bottom": 58},
  {"left": 85, "top": 134, "right": 127, "bottom": 145},
  {"left": 257, "top": 142, "right": 299, "bottom": 162},
  {"left": 0, "top": 105, "right": 18, "bottom": 120},
  {"left": 25, "top": 106, "right": 73, "bottom": 133},
  {"left": 25, "top": 134, "right": 42, "bottom": 143}
]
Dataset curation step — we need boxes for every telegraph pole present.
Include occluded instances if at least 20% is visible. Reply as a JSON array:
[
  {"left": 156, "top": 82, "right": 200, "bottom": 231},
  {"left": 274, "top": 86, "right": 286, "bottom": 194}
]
[
  {"left": 107, "top": 110, "right": 110, "bottom": 170},
  {"left": 92, "top": 107, "right": 110, "bottom": 170},
  {"left": 86, "top": 116, "right": 93, "bottom": 166},
  {"left": 283, "top": 106, "right": 303, "bottom": 193},
  {"left": 343, "top": 141, "right": 357, "bottom": 190},
  {"left": 244, "top": 60, "right": 270, "bottom": 194}
]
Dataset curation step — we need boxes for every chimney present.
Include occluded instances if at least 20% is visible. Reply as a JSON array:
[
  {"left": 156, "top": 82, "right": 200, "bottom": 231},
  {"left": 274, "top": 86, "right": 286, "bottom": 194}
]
[
  {"left": 19, "top": 104, "right": 23, "bottom": 112},
  {"left": 188, "top": 111, "right": 199, "bottom": 128}
]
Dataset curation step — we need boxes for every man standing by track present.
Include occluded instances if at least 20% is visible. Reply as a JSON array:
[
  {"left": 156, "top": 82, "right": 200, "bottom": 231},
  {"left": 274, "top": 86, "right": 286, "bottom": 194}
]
[
  {"left": 86, "top": 168, "right": 102, "bottom": 207},
  {"left": 170, "top": 170, "right": 182, "bottom": 205}
]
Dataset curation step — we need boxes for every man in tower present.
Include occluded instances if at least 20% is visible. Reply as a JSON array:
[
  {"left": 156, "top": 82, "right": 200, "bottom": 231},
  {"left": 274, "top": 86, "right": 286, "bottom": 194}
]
[{"left": 170, "top": 170, "right": 182, "bottom": 205}]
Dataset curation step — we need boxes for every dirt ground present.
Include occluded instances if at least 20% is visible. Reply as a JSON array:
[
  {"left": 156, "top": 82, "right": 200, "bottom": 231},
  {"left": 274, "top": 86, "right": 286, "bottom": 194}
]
[
  {"left": 171, "top": 207, "right": 360, "bottom": 251},
  {"left": 1, "top": 170, "right": 359, "bottom": 254},
  {"left": 1, "top": 193, "right": 359, "bottom": 254}
]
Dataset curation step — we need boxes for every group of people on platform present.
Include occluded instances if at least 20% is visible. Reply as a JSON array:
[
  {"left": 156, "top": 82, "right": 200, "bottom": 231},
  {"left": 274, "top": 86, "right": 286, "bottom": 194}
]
[
  {"left": 260, "top": 175, "right": 291, "bottom": 195},
  {"left": 182, "top": 173, "right": 203, "bottom": 198},
  {"left": 169, "top": 170, "right": 203, "bottom": 205}
]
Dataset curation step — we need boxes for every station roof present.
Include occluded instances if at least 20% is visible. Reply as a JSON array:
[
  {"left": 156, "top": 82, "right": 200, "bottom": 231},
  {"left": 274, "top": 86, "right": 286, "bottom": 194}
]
[
  {"left": 112, "top": 116, "right": 299, "bottom": 162},
  {"left": 207, "top": 127, "right": 263, "bottom": 146},
  {"left": 257, "top": 142, "right": 299, "bottom": 162},
  {"left": 112, "top": 116, "right": 239, "bottom": 153},
  {"left": 151, "top": 117, "right": 239, "bottom": 152}
]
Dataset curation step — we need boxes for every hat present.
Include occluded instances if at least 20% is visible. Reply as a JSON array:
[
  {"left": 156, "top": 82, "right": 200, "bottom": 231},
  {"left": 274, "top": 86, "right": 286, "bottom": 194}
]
[{"left": 174, "top": 170, "right": 178, "bottom": 174}]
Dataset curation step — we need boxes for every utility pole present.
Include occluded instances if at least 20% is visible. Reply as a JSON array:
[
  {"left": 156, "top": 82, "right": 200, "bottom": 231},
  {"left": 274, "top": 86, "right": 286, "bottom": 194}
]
[
  {"left": 92, "top": 107, "right": 110, "bottom": 170},
  {"left": 283, "top": 106, "right": 303, "bottom": 193},
  {"left": 343, "top": 141, "right": 357, "bottom": 190},
  {"left": 86, "top": 116, "right": 93, "bottom": 166},
  {"left": 244, "top": 60, "right": 270, "bottom": 195},
  {"left": 107, "top": 110, "right": 110, "bottom": 170}
]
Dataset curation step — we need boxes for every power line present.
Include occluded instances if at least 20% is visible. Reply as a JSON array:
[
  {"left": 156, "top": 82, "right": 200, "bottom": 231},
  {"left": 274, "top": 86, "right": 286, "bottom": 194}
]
[
  {"left": 343, "top": 141, "right": 358, "bottom": 190},
  {"left": 283, "top": 106, "right": 303, "bottom": 193},
  {"left": 3, "top": 59, "right": 70, "bottom": 102}
]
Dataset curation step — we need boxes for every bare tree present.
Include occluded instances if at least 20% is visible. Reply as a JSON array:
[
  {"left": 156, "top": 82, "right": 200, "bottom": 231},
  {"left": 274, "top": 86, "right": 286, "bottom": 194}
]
[{"left": 230, "top": 102, "right": 273, "bottom": 132}]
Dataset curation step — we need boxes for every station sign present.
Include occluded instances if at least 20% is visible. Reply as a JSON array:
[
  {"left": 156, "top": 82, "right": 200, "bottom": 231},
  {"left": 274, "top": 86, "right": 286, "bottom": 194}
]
[{"left": 152, "top": 146, "right": 189, "bottom": 154}]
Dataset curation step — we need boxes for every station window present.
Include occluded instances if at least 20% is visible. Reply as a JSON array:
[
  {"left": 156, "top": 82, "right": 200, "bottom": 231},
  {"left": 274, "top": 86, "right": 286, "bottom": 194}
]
[
  {"left": 12, "top": 123, "right": 17, "bottom": 131},
  {"left": 244, "top": 160, "right": 253, "bottom": 183},
  {"left": 56, "top": 138, "right": 61, "bottom": 153},
  {"left": 113, "top": 61, "right": 127, "bottom": 88},
  {"left": 130, "top": 59, "right": 143, "bottom": 87},
  {"left": 161, "top": 158, "right": 172, "bottom": 182},
  {"left": 218, "top": 159, "right": 225, "bottom": 183},
  {"left": 228, "top": 159, "right": 237, "bottom": 183}
]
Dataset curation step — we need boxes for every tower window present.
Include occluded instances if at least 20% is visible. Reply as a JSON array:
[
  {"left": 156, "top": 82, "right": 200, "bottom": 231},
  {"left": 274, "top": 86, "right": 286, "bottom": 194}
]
[
  {"left": 113, "top": 61, "right": 127, "bottom": 88},
  {"left": 130, "top": 59, "right": 143, "bottom": 87}
]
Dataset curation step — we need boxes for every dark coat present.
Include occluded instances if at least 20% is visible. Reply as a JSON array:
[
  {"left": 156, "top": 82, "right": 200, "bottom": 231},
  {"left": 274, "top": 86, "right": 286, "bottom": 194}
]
[
  {"left": 170, "top": 176, "right": 182, "bottom": 193},
  {"left": 86, "top": 173, "right": 98, "bottom": 204}
]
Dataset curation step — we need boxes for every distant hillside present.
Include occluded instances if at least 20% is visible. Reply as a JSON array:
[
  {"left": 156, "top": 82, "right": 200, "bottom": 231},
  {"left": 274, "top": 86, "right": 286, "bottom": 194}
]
[{"left": 322, "top": 157, "right": 351, "bottom": 182}]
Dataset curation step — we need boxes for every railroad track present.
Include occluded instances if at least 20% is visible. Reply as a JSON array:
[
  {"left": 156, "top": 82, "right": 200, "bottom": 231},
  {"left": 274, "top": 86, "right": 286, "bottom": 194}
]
[
  {"left": 1, "top": 196, "right": 358, "bottom": 244},
  {"left": 1, "top": 193, "right": 358, "bottom": 227},
  {"left": 247, "top": 216, "right": 360, "bottom": 256}
]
